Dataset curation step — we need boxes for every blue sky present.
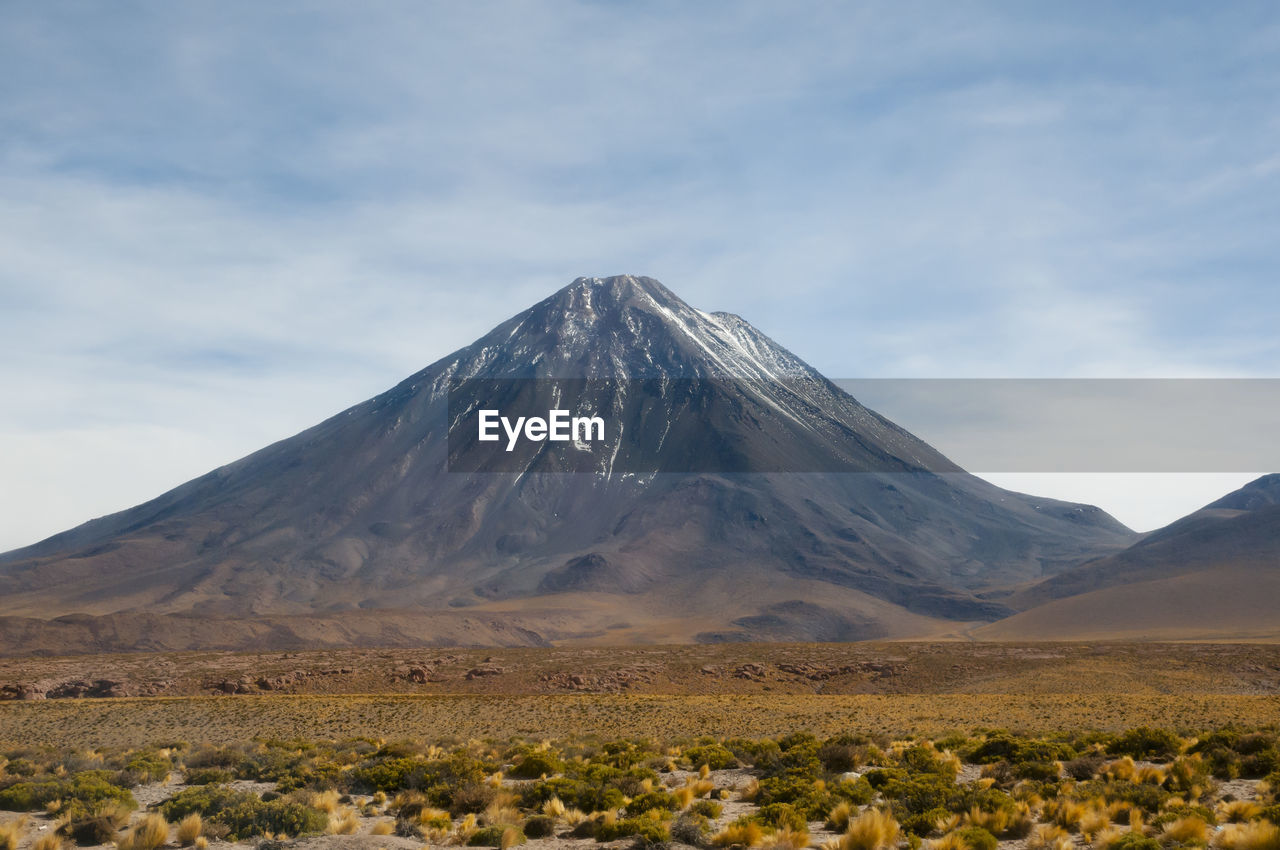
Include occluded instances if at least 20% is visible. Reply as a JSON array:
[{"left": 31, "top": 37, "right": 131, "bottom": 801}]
[{"left": 2, "top": 2, "right": 1278, "bottom": 549}]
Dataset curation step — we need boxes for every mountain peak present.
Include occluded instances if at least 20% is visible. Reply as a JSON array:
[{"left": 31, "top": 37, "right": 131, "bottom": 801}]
[{"left": 455, "top": 274, "right": 807, "bottom": 382}]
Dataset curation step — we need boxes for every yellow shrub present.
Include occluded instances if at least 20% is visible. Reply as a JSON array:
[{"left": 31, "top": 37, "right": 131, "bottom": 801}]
[
  {"left": 117, "top": 814, "right": 170, "bottom": 850},
  {"left": 1028, "top": 824, "right": 1070, "bottom": 850},
  {"left": 841, "top": 808, "right": 900, "bottom": 850},
  {"left": 713, "top": 822, "right": 766, "bottom": 848},
  {"left": 177, "top": 812, "right": 203, "bottom": 846},
  {"left": 763, "top": 826, "right": 810, "bottom": 850},
  {"left": 1215, "top": 821, "right": 1280, "bottom": 850},
  {"left": 1081, "top": 805, "right": 1112, "bottom": 840},
  {"left": 1217, "top": 801, "right": 1262, "bottom": 824},
  {"left": 327, "top": 807, "right": 359, "bottom": 835},
  {"left": 0, "top": 820, "right": 24, "bottom": 850},
  {"left": 1161, "top": 817, "right": 1209, "bottom": 845},
  {"left": 1106, "top": 758, "right": 1139, "bottom": 783},
  {"left": 926, "top": 833, "right": 968, "bottom": 850},
  {"left": 826, "top": 802, "right": 853, "bottom": 832}
]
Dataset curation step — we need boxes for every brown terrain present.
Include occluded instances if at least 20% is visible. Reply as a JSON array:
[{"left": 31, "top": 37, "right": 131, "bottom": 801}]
[
  {"left": 3, "top": 642, "right": 1279, "bottom": 702},
  {"left": 1, "top": 642, "right": 1280, "bottom": 748}
]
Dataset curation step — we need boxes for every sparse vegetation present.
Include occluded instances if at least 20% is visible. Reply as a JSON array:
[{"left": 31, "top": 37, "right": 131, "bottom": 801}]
[{"left": 0, "top": 720, "right": 1276, "bottom": 850}]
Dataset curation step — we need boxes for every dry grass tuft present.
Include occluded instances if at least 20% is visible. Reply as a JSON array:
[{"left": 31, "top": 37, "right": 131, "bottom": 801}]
[
  {"left": 456, "top": 812, "right": 479, "bottom": 842},
  {"left": 826, "top": 801, "right": 854, "bottom": 832},
  {"left": 542, "top": 797, "right": 567, "bottom": 819},
  {"left": 1094, "top": 827, "right": 1124, "bottom": 849},
  {"left": 925, "top": 833, "right": 968, "bottom": 850},
  {"left": 117, "top": 814, "right": 170, "bottom": 850},
  {"left": 840, "top": 808, "right": 900, "bottom": 850},
  {"left": 1047, "top": 799, "right": 1086, "bottom": 831},
  {"left": 1218, "top": 801, "right": 1262, "bottom": 824},
  {"left": 1105, "top": 757, "right": 1139, "bottom": 783},
  {"left": 0, "top": 820, "right": 24, "bottom": 850},
  {"left": 1080, "top": 804, "right": 1112, "bottom": 840},
  {"left": 327, "top": 807, "right": 360, "bottom": 835},
  {"left": 1161, "top": 817, "right": 1209, "bottom": 845},
  {"left": 176, "top": 813, "right": 203, "bottom": 846},
  {"left": 1215, "top": 821, "right": 1280, "bottom": 850},
  {"left": 34, "top": 834, "right": 65, "bottom": 850},
  {"left": 370, "top": 820, "right": 394, "bottom": 836},
  {"left": 483, "top": 804, "right": 520, "bottom": 827},
  {"left": 306, "top": 789, "right": 341, "bottom": 814},
  {"left": 1028, "top": 824, "right": 1071, "bottom": 850},
  {"left": 762, "top": 826, "right": 810, "bottom": 850},
  {"left": 713, "top": 821, "right": 766, "bottom": 847}
]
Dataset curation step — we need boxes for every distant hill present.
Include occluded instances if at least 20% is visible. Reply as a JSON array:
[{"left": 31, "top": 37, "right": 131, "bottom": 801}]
[{"left": 975, "top": 474, "right": 1280, "bottom": 641}]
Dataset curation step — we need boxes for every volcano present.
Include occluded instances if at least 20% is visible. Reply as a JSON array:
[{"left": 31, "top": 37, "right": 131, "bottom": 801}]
[{"left": 0, "top": 275, "right": 1135, "bottom": 653}]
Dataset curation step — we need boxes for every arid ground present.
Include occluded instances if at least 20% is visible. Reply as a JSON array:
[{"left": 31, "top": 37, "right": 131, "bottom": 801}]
[{"left": 2, "top": 643, "right": 1280, "bottom": 747}]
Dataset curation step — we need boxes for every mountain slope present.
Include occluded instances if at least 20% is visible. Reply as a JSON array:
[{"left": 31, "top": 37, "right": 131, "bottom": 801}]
[
  {"left": 0, "top": 276, "right": 1134, "bottom": 651},
  {"left": 976, "top": 474, "right": 1280, "bottom": 640}
]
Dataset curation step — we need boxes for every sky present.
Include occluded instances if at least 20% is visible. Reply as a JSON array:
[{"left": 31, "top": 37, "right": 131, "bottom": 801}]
[{"left": 2, "top": 2, "right": 1279, "bottom": 551}]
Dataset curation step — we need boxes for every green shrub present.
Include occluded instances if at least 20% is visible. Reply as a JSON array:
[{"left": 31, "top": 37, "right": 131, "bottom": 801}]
[
  {"left": 1080, "top": 780, "right": 1169, "bottom": 813},
  {"left": 156, "top": 786, "right": 327, "bottom": 840},
  {"left": 957, "top": 826, "right": 998, "bottom": 850},
  {"left": 120, "top": 752, "right": 173, "bottom": 784},
  {"left": 724, "top": 738, "right": 782, "bottom": 769},
  {"left": 1013, "top": 761, "right": 1060, "bottom": 781},
  {"left": 833, "top": 776, "right": 875, "bottom": 806},
  {"left": 897, "top": 746, "right": 943, "bottom": 774},
  {"left": 754, "top": 772, "right": 832, "bottom": 819},
  {"left": 1108, "top": 728, "right": 1182, "bottom": 762},
  {"left": 756, "top": 802, "right": 809, "bottom": 832},
  {"left": 671, "top": 812, "right": 712, "bottom": 846},
  {"left": 0, "top": 771, "right": 136, "bottom": 816},
  {"left": 184, "top": 746, "right": 243, "bottom": 770},
  {"left": 690, "top": 799, "right": 723, "bottom": 819},
  {"left": 184, "top": 768, "right": 234, "bottom": 786},
  {"left": 523, "top": 815, "right": 555, "bottom": 839},
  {"left": 449, "top": 783, "right": 498, "bottom": 815},
  {"left": 1240, "top": 749, "right": 1280, "bottom": 779},
  {"left": 625, "top": 791, "right": 679, "bottom": 816},
  {"left": 1234, "top": 733, "right": 1277, "bottom": 755},
  {"left": 510, "top": 753, "right": 563, "bottom": 779},
  {"left": 1064, "top": 755, "right": 1105, "bottom": 781},
  {"left": 967, "top": 735, "right": 1074, "bottom": 766},
  {"left": 594, "top": 812, "right": 671, "bottom": 845},
  {"left": 596, "top": 740, "right": 660, "bottom": 770},
  {"left": 518, "top": 778, "right": 625, "bottom": 814},
  {"left": 468, "top": 825, "right": 526, "bottom": 846},
  {"left": 880, "top": 773, "right": 961, "bottom": 837},
  {"left": 864, "top": 768, "right": 907, "bottom": 789},
  {"left": 1104, "top": 833, "right": 1162, "bottom": 850},
  {"left": 685, "top": 744, "right": 737, "bottom": 771}
]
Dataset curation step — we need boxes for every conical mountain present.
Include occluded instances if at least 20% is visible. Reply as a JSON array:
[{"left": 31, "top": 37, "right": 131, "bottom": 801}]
[{"left": 0, "top": 276, "right": 1134, "bottom": 652}]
